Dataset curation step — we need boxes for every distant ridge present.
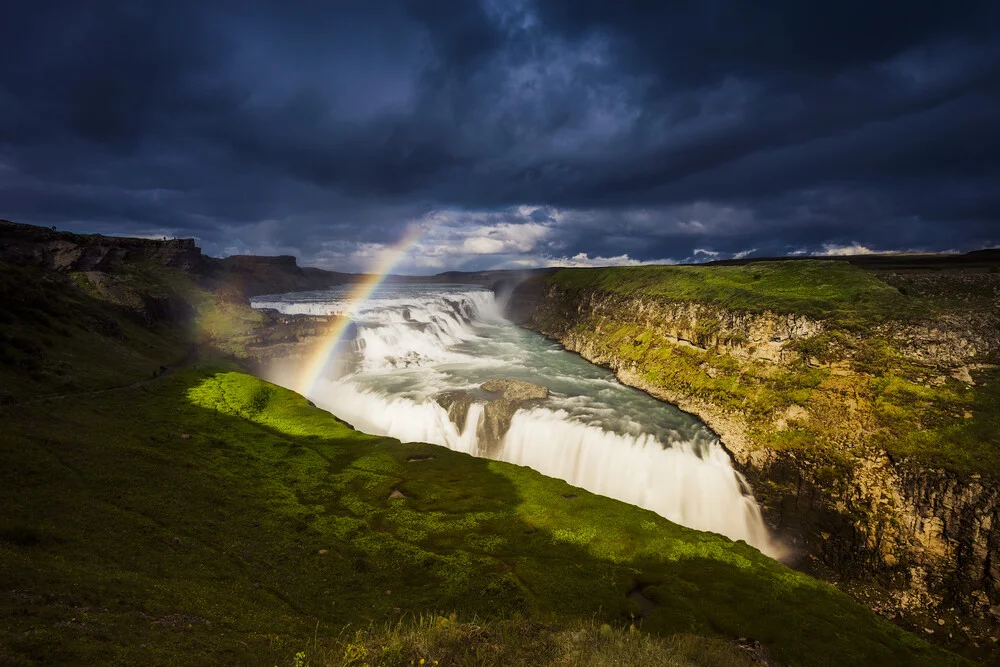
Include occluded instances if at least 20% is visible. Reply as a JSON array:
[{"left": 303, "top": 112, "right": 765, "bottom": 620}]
[{"left": 704, "top": 248, "right": 1000, "bottom": 270}]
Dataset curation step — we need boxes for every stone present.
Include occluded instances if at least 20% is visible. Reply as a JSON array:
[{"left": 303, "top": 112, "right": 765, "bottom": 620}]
[
  {"left": 435, "top": 391, "right": 476, "bottom": 429},
  {"left": 528, "top": 278, "right": 1000, "bottom": 628},
  {"left": 481, "top": 378, "right": 549, "bottom": 401},
  {"left": 435, "top": 379, "right": 549, "bottom": 456},
  {"left": 388, "top": 489, "right": 406, "bottom": 500}
]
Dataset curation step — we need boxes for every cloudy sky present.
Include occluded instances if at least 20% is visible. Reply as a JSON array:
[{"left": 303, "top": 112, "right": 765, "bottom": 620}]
[{"left": 2, "top": 1, "right": 998, "bottom": 273}]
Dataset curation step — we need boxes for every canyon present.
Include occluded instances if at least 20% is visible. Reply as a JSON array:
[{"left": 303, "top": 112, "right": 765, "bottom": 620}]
[
  {"left": 2, "top": 220, "right": 996, "bottom": 662},
  {"left": 511, "top": 261, "right": 1000, "bottom": 640}
]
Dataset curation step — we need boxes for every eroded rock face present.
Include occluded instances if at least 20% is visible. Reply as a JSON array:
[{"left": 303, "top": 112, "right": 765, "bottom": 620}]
[
  {"left": 524, "top": 278, "right": 1000, "bottom": 633},
  {"left": 0, "top": 220, "right": 352, "bottom": 300},
  {"left": 435, "top": 379, "right": 549, "bottom": 456},
  {"left": 481, "top": 379, "right": 549, "bottom": 401},
  {"left": 0, "top": 220, "right": 204, "bottom": 272},
  {"left": 436, "top": 391, "right": 477, "bottom": 431}
]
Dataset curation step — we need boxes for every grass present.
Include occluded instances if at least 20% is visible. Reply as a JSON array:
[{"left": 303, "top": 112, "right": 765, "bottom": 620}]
[
  {"left": 0, "top": 261, "right": 188, "bottom": 401},
  {"left": 0, "top": 253, "right": 975, "bottom": 665},
  {"left": 537, "top": 262, "right": 1000, "bottom": 476},
  {"left": 548, "top": 261, "right": 928, "bottom": 327},
  {"left": 0, "top": 366, "right": 962, "bottom": 666},
  {"left": 313, "top": 615, "right": 761, "bottom": 666}
]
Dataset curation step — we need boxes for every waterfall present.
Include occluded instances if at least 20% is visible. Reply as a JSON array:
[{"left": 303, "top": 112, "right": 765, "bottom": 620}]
[{"left": 253, "top": 284, "right": 780, "bottom": 557}]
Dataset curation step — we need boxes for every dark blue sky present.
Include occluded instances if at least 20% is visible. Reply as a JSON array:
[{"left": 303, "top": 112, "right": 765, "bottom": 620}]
[{"left": 1, "top": 1, "right": 998, "bottom": 272}]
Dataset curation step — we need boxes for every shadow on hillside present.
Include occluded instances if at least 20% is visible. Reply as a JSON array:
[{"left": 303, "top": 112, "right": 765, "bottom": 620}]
[{"left": 0, "top": 367, "right": 963, "bottom": 666}]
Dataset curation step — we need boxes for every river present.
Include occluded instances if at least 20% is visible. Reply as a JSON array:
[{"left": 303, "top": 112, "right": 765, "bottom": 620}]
[{"left": 252, "top": 283, "right": 778, "bottom": 557}]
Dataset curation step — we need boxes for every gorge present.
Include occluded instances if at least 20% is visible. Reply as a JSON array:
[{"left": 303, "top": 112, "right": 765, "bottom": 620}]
[
  {"left": 251, "top": 285, "right": 777, "bottom": 556},
  {"left": 245, "top": 255, "right": 1000, "bottom": 651},
  {"left": 515, "top": 261, "right": 1000, "bottom": 639},
  {"left": 1, "top": 221, "right": 995, "bottom": 664}
]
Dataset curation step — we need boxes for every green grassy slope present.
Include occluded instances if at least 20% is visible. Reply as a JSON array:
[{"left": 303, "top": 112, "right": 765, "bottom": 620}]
[
  {"left": 0, "top": 259, "right": 269, "bottom": 403},
  {"left": 548, "top": 261, "right": 928, "bottom": 328},
  {"left": 540, "top": 262, "right": 1000, "bottom": 476},
  {"left": 0, "top": 262, "right": 189, "bottom": 400},
  {"left": 0, "top": 257, "right": 969, "bottom": 665},
  {"left": 1, "top": 367, "right": 960, "bottom": 666}
]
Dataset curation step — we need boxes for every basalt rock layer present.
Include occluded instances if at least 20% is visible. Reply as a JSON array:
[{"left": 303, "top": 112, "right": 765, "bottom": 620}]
[
  {"left": 516, "top": 267, "right": 1000, "bottom": 642},
  {"left": 436, "top": 379, "right": 549, "bottom": 455}
]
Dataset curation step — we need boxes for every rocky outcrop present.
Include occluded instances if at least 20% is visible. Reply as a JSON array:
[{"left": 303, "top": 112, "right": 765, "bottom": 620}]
[
  {"left": 0, "top": 220, "right": 204, "bottom": 272},
  {"left": 0, "top": 220, "right": 352, "bottom": 300},
  {"left": 436, "top": 379, "right": 549, "bottom": 455},
  {"left": 520, "top": 275, "right": 1000, "bottom": 641},
  {"left": 212, "top": 254, "right": 352, "bottom": 299}
]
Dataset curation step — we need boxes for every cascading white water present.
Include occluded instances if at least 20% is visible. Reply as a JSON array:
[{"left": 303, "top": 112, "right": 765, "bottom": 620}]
[
  {"left": 252, "top": 284, "right": 780, "bottom": 558},
  {"left": 501, "top": 409, "right": 772, "bottom": 548}
]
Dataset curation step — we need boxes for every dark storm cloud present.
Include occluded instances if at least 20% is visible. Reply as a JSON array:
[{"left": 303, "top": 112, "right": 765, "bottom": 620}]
[{"left": 1, "top": 0, "right": 997, "bottom": 271}]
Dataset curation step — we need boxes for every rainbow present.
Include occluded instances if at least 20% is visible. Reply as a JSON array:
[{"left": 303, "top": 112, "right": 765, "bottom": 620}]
[{"left": 296, "top": 225, "right": 423, "bottom": 396}]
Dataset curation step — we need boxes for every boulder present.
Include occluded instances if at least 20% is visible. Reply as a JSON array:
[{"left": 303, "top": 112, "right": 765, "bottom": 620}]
[{"left": 435, "top": 379, "right": 549, "bottom": 456}]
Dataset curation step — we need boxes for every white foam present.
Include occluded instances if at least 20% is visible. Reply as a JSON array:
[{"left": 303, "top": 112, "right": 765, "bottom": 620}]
[{"left": 257, "top": 285, "right": 779, "bottom": 557}]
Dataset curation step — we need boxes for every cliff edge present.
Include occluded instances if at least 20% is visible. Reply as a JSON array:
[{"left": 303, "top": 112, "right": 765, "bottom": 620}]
[{"left": 518, "top": 258, "right": 1000, "bottom": 651}]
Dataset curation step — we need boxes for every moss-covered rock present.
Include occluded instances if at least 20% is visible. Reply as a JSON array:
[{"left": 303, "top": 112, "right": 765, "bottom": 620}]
[{"left": 522, "top": 262, "right": 1000, "bottom": 653}]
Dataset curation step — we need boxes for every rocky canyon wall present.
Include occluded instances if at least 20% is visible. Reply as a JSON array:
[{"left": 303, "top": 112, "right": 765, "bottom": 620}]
[{"left": 517, "top": 274, "right": 1000, "bottom": 635}]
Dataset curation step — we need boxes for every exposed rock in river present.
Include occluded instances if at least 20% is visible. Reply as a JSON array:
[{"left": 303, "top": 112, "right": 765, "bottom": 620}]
[{"left": 435, "top": 379, "right": 549, "bottom": 455}]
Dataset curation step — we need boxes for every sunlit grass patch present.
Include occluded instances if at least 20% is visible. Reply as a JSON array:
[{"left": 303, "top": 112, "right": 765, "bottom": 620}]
[{"left": 549, "top": 260, "right": 926, "bottom": 326}]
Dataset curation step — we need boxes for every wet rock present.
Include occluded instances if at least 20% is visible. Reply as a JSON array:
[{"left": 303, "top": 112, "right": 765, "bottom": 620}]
[
  {"left": 436, "top": 391, "right": 476, "bottom": 429},
  {"left": 481, "top": 379, "right": 548, "bottom": 401},
  {"left": 477, "top": 381, "right": 547, "bottom": 453},
  {"left": 435, "top": 379, "right": 549, "bottom": 456}
]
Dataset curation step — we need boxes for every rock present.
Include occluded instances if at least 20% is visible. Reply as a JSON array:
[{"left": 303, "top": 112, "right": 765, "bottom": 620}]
[
  {"left": 318, "top": 549, "right": 328, "bottom": 555},
  {"left": 434, "top": 379, "right": 549, "bottom": 456},
  {"left": 180, "top": 433, "right": 191, "bottom": 440},
  {"left": 526, "top": 278, "right": 1000, "bottom": 629},
  {"left": 951, "top": 367, "right": 974, "bottom": 384},
  {"left": 435, "top": 391, "right": 477, "bottom": 429},
  {"left": 388, "top": 489, "right": 406, "bottom": 500},
  {"left": 481, "top": 379, "right": 549, "bottom": 401}
]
